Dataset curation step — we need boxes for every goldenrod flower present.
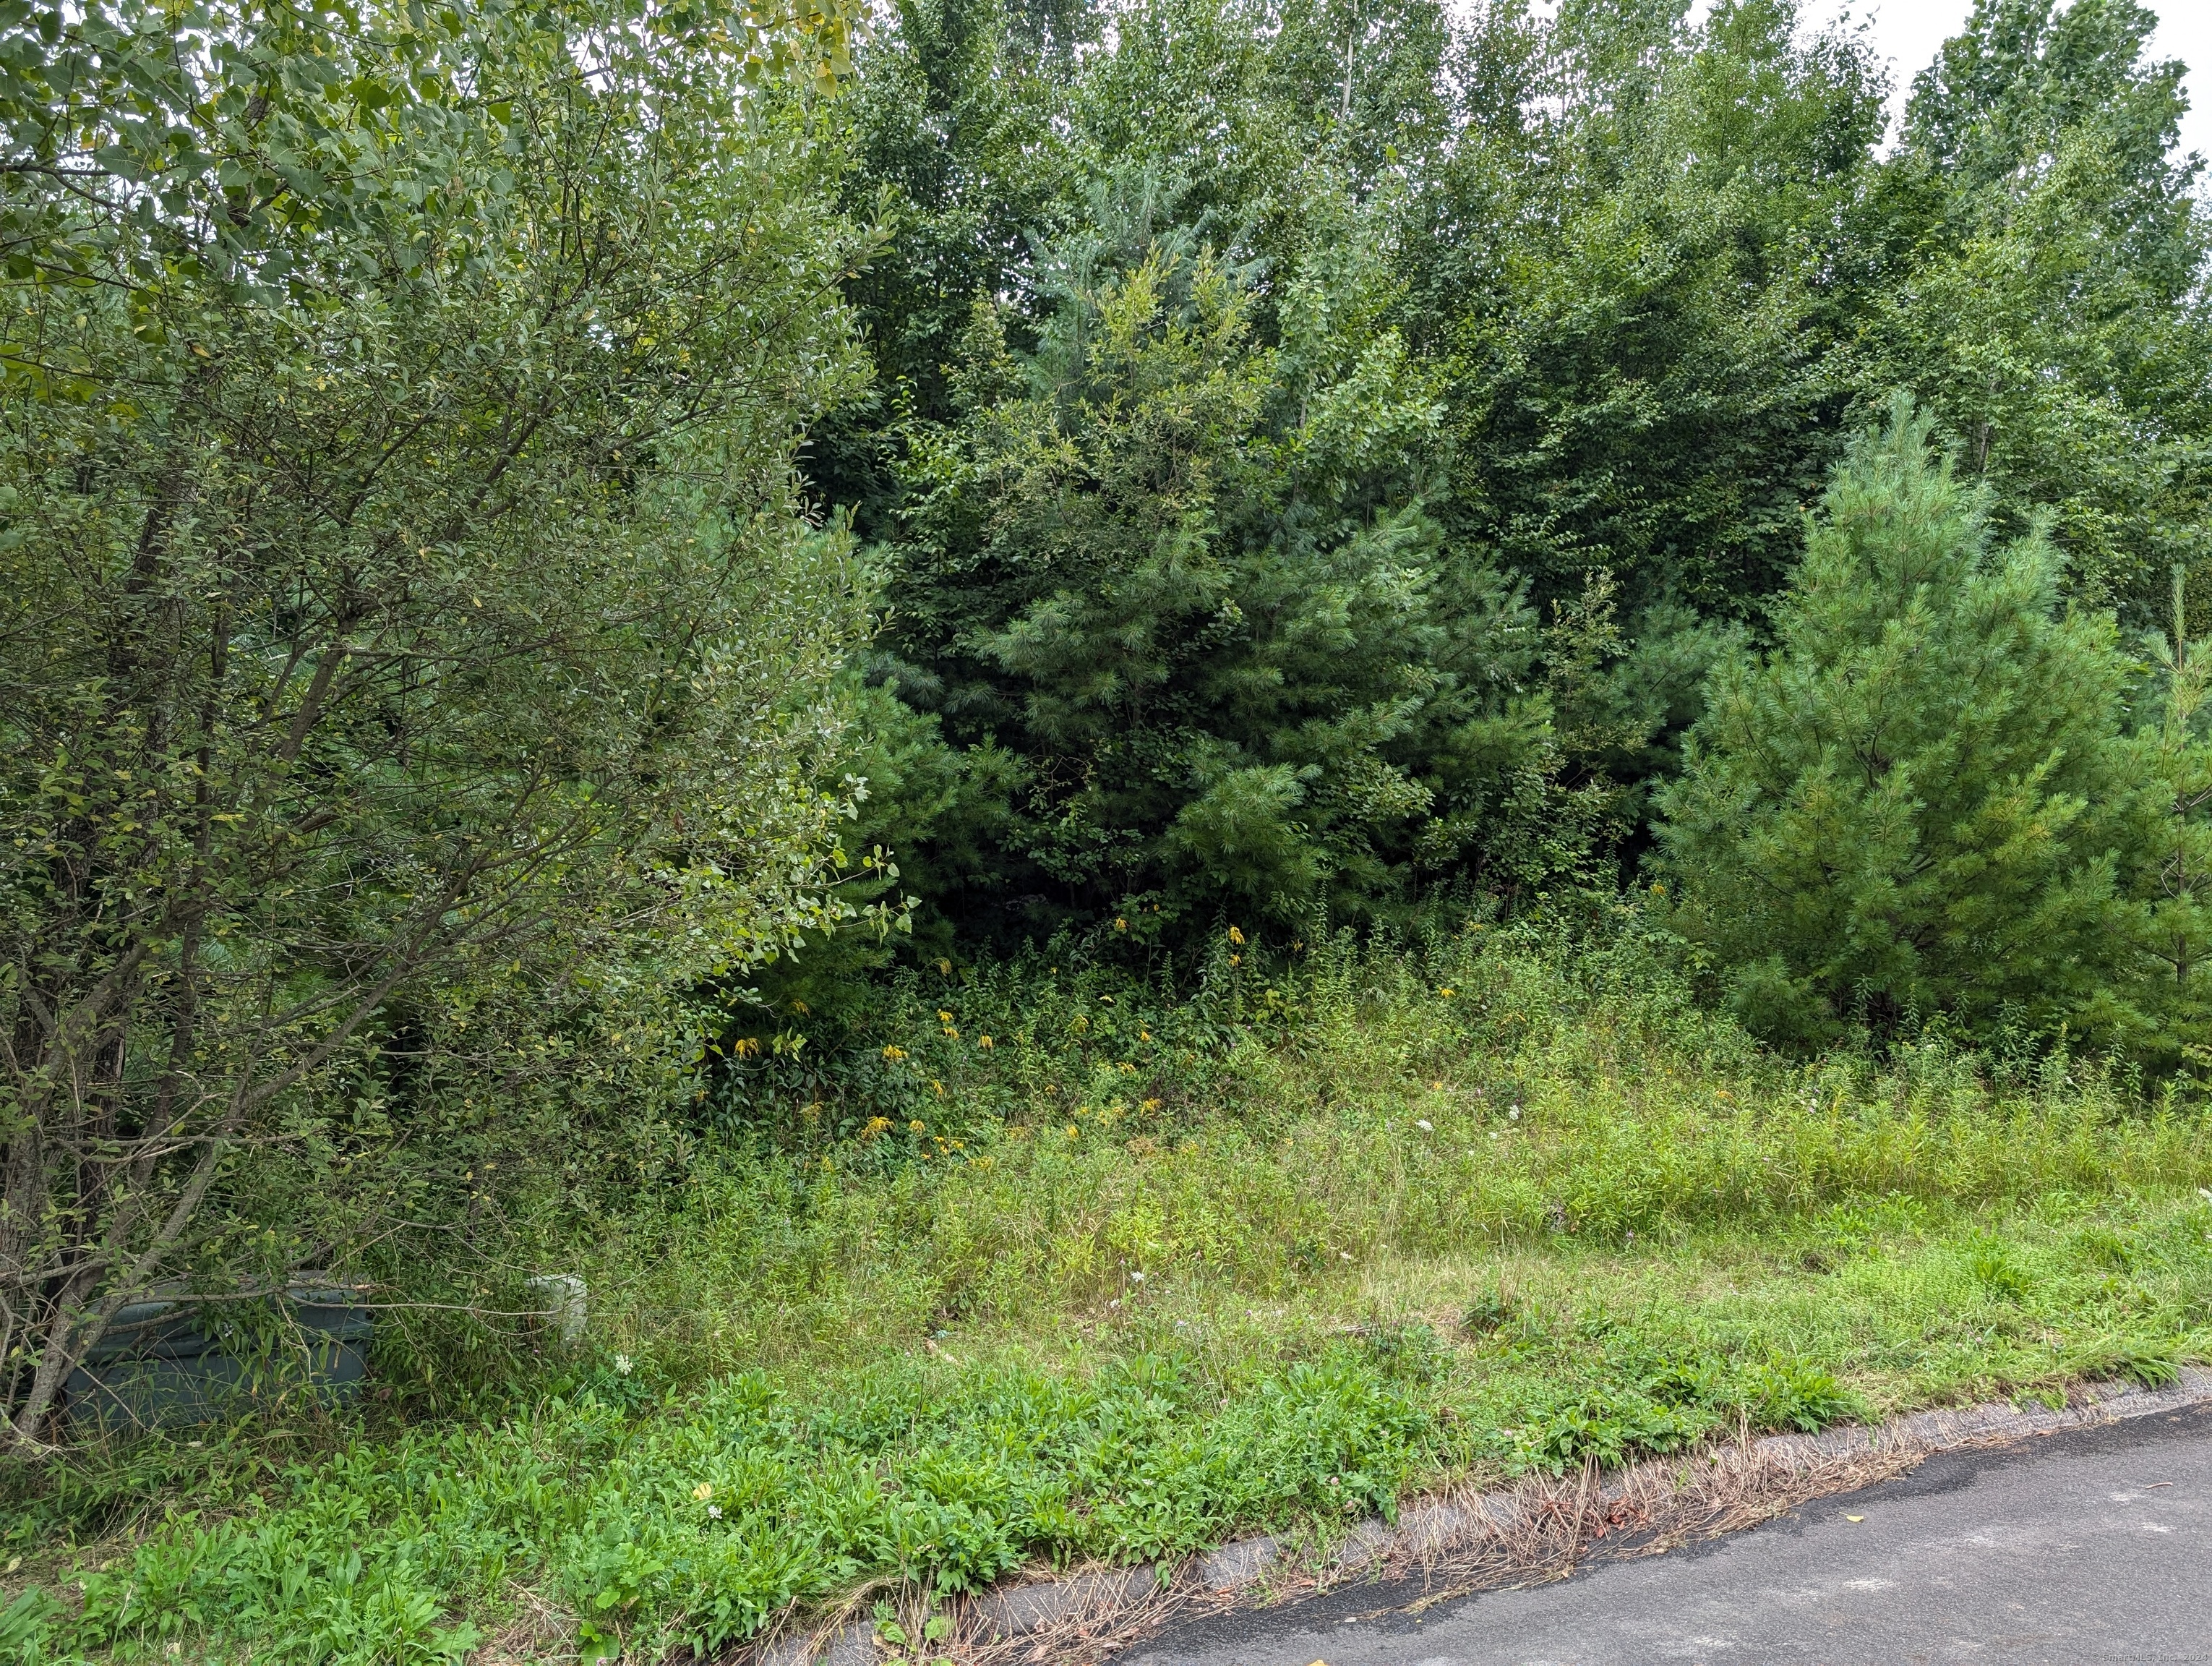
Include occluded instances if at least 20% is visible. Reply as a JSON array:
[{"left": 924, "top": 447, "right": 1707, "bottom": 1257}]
[{"left": 1228, "top": 925, "right": 1246, "bottom": 945}]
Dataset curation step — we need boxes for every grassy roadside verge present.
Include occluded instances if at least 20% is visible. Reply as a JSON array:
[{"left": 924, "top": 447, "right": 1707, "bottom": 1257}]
[{"left": 7, "top": 929, "right": 2211, "bottom": 1664}]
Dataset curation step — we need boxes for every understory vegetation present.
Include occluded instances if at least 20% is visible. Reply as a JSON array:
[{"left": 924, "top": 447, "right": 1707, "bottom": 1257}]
[
  {"left": 7, "top": 0, "right": 2212, "bottom": 1658},
  {"left": 8, "top": 932, "right": 2212, "bottom": 1662}
]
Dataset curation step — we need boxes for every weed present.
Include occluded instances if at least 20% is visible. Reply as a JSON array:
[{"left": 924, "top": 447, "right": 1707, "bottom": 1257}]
[
  {"left": 1357, "top": 1322, "right": 1452, "bottom": 1386},
  {"left": 1462, "top": 1290, "right": 1521, "bottom": 1336},
  {"left": 13, "top": 929, "right": 2212, "bottom": 1662},
  {"left": 1971, "top": 1244, "right": 2035, "bottom": 1302},
  {"left": 2065, "top": 1336, "right": 2185, "bottom": 1389}
]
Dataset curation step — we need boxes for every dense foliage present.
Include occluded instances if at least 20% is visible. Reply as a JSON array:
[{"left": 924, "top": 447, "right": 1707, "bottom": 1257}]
[
  {"left": 0, "top": 0, "right": 871, "bottom": 1448},
  {"left": 5, "top": 0, "right": 2211, "bottom": 1504},
  {"left": 799, "top": 0, "right": 2212, "bottom": 992},
  {"left": 6, "top": 1, "right": 2212, "bottom": 1654}
]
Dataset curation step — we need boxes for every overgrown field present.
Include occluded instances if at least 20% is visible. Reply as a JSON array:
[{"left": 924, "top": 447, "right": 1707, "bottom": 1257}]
[{"left": 7, "top": 930, "right": 2212, "bottom": 1664}]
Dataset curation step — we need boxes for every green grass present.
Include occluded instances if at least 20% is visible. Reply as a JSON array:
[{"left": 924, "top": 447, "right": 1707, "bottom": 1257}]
[{"left": 7, "top": 926, "right": 2212, "bottom": 1664}]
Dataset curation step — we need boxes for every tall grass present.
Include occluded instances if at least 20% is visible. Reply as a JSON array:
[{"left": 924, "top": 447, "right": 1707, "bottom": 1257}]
[
  {"left": 586, "top": 924, "right": 2208, "bottom": 1377},
  {"left": 7, "top": 923, "right": 2210, "bottom": 1665}
]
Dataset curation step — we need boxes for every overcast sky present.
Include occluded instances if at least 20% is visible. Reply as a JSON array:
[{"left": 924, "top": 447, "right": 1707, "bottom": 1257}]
[{"left": 1695, "top": 1, "right": 2212, "bottom": 169}]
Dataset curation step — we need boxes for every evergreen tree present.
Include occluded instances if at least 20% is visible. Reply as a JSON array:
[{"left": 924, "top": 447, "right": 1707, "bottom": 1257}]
[
  {"left": 875, "top": 205, "right": 1584, "bottom": 939},
  {"left": 1655, "top": 398, "right": 2164, "bottom": 1046}
]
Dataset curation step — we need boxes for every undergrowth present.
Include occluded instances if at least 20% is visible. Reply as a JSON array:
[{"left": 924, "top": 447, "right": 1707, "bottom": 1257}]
[{"left": 6, "top": 922, "right": 2211, "bottom": 1663}]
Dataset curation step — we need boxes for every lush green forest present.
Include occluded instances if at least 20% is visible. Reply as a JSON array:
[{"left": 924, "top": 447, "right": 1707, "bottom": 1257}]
[{"left": 4, "top": 0, "right": 2212, "bottom": 1658}]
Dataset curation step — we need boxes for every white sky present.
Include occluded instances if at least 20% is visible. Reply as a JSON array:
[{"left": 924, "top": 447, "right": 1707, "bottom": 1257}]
[{"left": 1704, "top": 1, "right": 2212, "bottom": 168}]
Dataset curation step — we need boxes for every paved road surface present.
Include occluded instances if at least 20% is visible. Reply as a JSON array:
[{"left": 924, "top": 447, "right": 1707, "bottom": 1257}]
[{"left": 1120, "top": 1402, "right": 2212, "bottom": 1666}]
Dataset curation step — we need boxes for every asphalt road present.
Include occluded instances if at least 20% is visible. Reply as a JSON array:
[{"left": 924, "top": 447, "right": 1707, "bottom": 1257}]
[{"left": 1119, "top": 1403, "right": 2212, "bottom": 1666}]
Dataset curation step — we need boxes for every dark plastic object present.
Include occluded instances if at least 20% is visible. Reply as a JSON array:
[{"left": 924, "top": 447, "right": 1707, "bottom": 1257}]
[{"left": 63, "top": 1286, "right": 373, "bottom": 1431}]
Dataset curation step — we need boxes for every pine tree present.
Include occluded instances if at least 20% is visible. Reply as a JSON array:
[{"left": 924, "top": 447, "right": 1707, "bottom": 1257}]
[
  {"left": 1655, "top": 396, "right": 2163, "bottom": 1046},
  {"left": 874, "top": 200, "right": 1577, "bottom": 939}
]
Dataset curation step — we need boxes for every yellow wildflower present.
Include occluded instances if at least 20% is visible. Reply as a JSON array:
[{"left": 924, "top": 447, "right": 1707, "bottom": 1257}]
[
  {"left": 882, "top": 1044, "right": 907, "bottom": 1061},
  {"left": 1228, "top": 925, "right": 1246, "bottom": 945}
]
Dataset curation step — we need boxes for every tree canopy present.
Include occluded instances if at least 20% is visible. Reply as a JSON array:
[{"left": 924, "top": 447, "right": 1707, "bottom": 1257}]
[{"left": 809, "top": 0, "right": 2212, "bottom": 961}]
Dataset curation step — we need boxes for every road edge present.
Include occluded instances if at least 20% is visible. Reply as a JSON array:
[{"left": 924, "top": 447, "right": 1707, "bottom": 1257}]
[{"left": 751, "top": 1366, "right": 2212, "bottom": 1666}]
